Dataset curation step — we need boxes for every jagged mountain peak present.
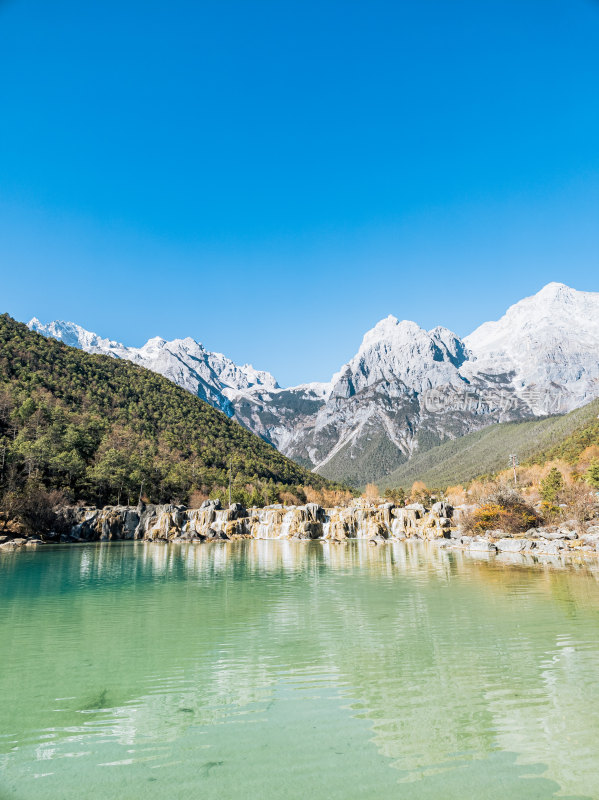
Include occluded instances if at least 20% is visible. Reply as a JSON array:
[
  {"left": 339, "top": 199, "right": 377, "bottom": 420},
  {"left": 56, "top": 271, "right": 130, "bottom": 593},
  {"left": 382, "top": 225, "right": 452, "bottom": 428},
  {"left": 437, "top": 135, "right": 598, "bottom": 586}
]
[
  {"left": 465, "top": 282, "right": 599, "bottom": 349},
  {"left": 359, "top": 317, "right": 469, "bottom": 363},
  {"left": 359, "top": 315, "right": 420, "bottom": 349},
  {"left": 28, "top": 317, "right": 122, "bottom": 352},
  {"left": 354, "top": 315, "right": 467, "bottom": 366},
  {"left": 27, "top": 317, "right": 280, "bottom": 416},
  {"left": 142, "top": 336, "right": 168, "bottom": 349},
  {"left": 328, "top": 316, "right": 469, "bottom": 402},
  {"left": 531, "top": 281, "right": 595, "bottom": 306},
  {"left": 537, "top": 280, "right": 570, "bottom": 296}
]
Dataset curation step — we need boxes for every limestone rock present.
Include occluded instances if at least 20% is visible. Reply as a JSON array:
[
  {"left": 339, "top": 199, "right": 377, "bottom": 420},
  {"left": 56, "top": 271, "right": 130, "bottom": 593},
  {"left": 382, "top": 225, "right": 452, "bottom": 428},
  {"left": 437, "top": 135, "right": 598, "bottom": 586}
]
[
  {"left": 201, "top": 498, "right": 222, "bottom": 510},
  {"left": 495, "top": 538, "right": 525, "bottom": 552},
  {"left": 468, "top": 538, "right": 497, "bottom": 552},
  {"left": 18, "top": 499, "right": 599, "bottom": 560},
  {"left": 227, "top": 503, "right": 247, "bottom": 520},
  {"left": 431, "top": 501, "right": 453, "bottom": 518}
]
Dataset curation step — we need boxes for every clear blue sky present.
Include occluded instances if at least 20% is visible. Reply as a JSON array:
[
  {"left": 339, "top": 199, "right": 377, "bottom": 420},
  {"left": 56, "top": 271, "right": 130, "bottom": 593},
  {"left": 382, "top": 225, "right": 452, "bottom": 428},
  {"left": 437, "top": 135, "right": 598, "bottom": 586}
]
[{"left": 1, "top": 0, "right": 598, "bottom": 386}]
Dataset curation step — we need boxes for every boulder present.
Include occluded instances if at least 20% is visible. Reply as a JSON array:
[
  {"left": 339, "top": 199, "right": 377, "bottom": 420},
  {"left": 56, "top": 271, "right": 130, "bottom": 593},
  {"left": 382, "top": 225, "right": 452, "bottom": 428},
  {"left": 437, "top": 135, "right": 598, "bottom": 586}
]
[
  {"left": 201, "top": 498, "right": 222, "bottom": 510},
  {"left": 227, "top": 503, "right": 247, "bottom": 520},
  {"left": 585, "top": 525, "right": 599, "bottom": 535},
  {"left": 305, "top": 503, "right": 325, "bottom": 523},
  {"left": 535, "top": 530, "right": 578, "bottom": 541},
  {"left": 1, "top": 537, "right": 27, "bottom": 549},
  {"left": 294, "top": 520, "right": 323, "bottom": 539},
  {"left": 206, "top": 528, "right": 229, "bottom": 540},
  {"left": 535, "top": 540, "right": 565, "bottom": 555},
  {"left": 468, "top": 538, "right": 497, "bottom": 553},
  {"left": 495, "top": 538, "right": 525, "bottom": 552},
  {"left": 431, "top": 501, "right": 453, "bottom": 518},
  {"left": 405, "top": 503, "right": 426, "bottom": 516},
  {"left": 557, "top": 528, "right": 578, "bottom": 540}
]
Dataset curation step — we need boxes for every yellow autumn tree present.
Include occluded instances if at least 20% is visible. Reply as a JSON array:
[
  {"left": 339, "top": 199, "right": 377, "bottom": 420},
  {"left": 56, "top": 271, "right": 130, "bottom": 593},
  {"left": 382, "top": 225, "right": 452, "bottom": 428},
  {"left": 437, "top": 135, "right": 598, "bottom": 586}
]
[
  {"left": 445, "top": 485, "right": 466, "bottom": 506},
  {"left": 410, "top": 480, "right": 428, "bottom": 502},
  {"left": 363, "top": 483, "right": 380, "bottom": 503}
]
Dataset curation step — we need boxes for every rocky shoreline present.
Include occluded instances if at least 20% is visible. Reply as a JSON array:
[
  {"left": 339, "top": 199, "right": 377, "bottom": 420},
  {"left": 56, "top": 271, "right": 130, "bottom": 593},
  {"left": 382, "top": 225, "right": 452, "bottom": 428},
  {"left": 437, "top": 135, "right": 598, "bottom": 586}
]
[{"left": 2, "top": 499, "right": 599, "bottom": 560}]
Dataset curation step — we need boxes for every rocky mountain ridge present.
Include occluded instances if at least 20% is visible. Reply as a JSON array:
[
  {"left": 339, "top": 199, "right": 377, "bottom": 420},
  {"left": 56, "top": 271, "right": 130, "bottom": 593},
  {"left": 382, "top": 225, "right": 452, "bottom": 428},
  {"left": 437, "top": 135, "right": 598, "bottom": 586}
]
[{"left": 28, "top": 282, "right": 599, "bottom": 486}]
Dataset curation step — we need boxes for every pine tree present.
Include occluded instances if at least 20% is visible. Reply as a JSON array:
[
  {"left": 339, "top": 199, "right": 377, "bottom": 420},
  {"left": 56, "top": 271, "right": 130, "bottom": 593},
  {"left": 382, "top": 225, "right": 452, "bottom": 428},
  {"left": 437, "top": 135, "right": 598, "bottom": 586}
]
[
  {"left": 383, "top": 486, "right": 406, "bottom": 506},
  {"left": 540, "top": 467, "right": 564, "bottom": 503}
]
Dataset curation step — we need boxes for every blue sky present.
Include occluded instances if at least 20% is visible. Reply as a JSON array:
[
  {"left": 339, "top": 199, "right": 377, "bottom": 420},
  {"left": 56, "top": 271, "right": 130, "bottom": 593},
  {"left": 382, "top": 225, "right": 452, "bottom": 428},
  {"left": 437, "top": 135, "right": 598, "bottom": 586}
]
[{"left": 1, "top": 0, "right": 598, "bottom": 386}]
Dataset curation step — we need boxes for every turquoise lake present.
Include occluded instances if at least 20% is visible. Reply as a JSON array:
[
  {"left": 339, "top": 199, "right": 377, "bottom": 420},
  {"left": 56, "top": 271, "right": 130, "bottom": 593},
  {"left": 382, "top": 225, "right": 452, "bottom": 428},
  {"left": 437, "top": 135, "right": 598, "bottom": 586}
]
[{"left": 1, "top": 540, "right": 599, "bottom": 799}]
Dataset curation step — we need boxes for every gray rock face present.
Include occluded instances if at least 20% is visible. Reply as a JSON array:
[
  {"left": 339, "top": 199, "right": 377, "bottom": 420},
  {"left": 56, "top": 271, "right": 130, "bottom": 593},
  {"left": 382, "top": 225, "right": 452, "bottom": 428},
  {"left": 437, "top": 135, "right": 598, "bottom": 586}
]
[{"left": 67, "top": 507, "right": 142, "bottom": 542}]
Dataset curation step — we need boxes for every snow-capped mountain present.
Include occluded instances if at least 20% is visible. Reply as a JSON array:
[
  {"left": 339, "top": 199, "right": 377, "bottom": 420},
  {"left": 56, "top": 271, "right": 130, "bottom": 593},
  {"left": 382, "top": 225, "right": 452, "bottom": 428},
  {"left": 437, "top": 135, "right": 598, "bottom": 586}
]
[
  {"left": 463, "top": 282, "right": 599, "bottom": 414},
  {"left": 28, "top": 318, "right": 279, "bottom": 416},
  {"left": 328, "top": 316, "right": 470, "bottom": 399},
  {"left": 278, "top": 314, "right": 528, "bottom": 483},
  {"left": 27, "top": 318, "right": 124, "bottom": 354},
  {"left": 27, "top": 282, "right": 599, "bottom": 486}
]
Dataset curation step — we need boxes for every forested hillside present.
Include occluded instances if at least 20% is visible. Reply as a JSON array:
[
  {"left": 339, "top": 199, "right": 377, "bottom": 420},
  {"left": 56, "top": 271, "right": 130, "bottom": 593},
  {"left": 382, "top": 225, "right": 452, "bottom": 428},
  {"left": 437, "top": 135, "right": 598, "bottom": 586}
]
[
  {"left": 0, "top": 315, "right": 342, "bottom": 514},
  {"left": 380, "top": 398, "right": 599, "bottom": 490}
]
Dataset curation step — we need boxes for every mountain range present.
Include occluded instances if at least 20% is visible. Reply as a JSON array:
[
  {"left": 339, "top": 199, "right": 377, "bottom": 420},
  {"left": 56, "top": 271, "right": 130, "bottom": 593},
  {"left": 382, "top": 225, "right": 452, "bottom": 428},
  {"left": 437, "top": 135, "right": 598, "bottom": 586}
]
[{"left": 29, "top": 282, "right": 599, "bottom": 486}]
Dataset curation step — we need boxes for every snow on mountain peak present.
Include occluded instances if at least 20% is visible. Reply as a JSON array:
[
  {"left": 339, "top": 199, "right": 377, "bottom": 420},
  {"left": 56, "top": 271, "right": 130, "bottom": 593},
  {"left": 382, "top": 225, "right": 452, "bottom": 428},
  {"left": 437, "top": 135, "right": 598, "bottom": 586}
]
[
  {"left": 358, "top": 316, "right": 431, "bottom": 357},
  {"left": 464, "top": 283, "right": 599, "bottom": 412},
  {"left": 465, "top": 282, "right": 599, "bottom": 351},
  {"left": 541, "top": 280, "right": 567, "bottom": 290},
  {"left": 28, "top": 318, "right": 124, "bottom": 352},
  {"left": 328, "top": 315, "right": 469, "bottom": 399},
  {"left": 27, "top": 318, "right": 280, "bottom": 415},
  {"left": 142, "top": 336, "right": 168, "bottom": 350}
]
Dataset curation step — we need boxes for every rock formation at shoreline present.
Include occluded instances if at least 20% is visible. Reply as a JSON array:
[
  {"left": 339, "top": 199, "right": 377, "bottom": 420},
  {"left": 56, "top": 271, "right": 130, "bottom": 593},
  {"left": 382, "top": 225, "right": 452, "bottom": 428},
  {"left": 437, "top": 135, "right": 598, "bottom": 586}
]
[{"left": 2, "top": 499, "right": 598, "bottom": 559}]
